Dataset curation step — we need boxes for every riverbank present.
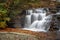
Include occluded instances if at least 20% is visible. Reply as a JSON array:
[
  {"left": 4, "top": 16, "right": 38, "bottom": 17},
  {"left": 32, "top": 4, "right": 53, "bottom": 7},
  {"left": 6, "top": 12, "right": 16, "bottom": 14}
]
[{"left": 0, "top": 28, "right": 58, "bottom": 40}]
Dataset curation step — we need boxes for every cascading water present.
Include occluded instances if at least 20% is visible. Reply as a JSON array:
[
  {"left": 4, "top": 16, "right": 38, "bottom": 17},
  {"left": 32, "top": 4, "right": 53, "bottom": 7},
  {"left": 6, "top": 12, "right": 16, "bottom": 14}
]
[{"left": 23, "top": 8, "right": 52, "bottom": 32}]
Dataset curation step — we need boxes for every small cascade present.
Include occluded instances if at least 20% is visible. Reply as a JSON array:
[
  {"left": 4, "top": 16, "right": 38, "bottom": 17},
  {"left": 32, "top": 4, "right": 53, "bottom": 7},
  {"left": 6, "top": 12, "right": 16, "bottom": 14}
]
[
  {"left": 24, "top": 15, "right": 31, "bottom": 28},
  {"left": 23, "top": 8, "right": 52, "bottom": 32},
  {"left": 31, "top": 13, "right": 39, "bottom": 23}
]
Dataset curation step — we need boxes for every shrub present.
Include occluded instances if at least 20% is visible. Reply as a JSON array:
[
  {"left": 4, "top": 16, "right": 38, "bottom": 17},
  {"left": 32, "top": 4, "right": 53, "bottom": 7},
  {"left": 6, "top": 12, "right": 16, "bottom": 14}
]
[{"left": 0, "top": 3, "right": 10, "bottom": 28}]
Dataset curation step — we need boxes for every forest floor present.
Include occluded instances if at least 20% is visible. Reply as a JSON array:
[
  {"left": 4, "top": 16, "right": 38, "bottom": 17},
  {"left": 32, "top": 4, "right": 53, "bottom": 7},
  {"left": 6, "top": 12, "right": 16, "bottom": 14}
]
[{"left": 0, "top": 28, "right": 59, "bottom": 40}]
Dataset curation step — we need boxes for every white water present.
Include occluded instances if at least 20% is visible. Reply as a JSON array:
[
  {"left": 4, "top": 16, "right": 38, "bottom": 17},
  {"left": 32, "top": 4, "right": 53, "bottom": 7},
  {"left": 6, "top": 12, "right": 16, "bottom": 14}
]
[{"left": 23, "top": 8, "right": 52, "bottom": 32}]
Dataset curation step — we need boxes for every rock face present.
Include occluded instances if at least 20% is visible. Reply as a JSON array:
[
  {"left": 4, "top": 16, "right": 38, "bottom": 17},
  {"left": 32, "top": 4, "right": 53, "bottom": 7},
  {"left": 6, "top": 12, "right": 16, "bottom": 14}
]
[
  {"left": 49, "top": 14, "right": 60, "bottom": 31},
  {"left": 0, "top": 32, "right": 39, "bottom": 40}
]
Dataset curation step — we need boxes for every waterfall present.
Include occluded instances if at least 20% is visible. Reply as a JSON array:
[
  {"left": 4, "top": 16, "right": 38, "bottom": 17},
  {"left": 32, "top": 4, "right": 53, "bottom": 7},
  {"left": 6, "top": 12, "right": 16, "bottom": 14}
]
[{"left": 23, "top": 8, "right": 52, "bottom": 32}]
